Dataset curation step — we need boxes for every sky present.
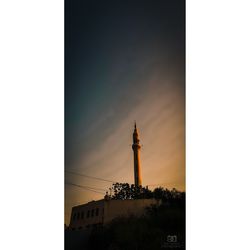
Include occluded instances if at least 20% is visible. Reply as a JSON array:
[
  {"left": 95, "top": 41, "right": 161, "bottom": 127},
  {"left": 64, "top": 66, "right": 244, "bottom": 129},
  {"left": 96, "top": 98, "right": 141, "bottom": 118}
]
[{"left": 65, "top": 0, "right": 185, "bottom": 224}]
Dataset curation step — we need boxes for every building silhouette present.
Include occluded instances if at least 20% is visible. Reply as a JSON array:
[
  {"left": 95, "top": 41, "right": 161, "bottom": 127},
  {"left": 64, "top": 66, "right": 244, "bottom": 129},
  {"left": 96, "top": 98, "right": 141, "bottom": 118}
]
[
  {"left": 132, "top": 122, "right": 142, "bottom": 187},
  {"left": 69, "top": 198, "right": 160, "bottom": 230}
]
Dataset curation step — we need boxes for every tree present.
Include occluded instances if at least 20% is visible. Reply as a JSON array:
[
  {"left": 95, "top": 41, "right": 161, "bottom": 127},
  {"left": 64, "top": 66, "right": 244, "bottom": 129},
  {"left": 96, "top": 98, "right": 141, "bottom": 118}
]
[
  {"left": 107, "top": 183, "right": 184, "bottom": 202},
  {"left": 108, "top": 183, "right": 153, "bottom": 200}
]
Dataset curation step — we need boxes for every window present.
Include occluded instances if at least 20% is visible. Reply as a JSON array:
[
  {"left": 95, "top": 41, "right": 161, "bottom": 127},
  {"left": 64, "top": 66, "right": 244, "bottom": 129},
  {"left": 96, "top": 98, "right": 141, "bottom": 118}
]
[
  {"left": 73, "top": 213, "right": 76, "bottom": 221},
  {"left": 77, "top": 212, "right": 80, "bottom": 220},
  {"left": 87, "top": 210, "right": 90, "bottom": 218},
  {"left": 91, "top": 209, "right": 94, "bottom": 217},
  {"left": 81, "top": 211, "right": 84, "bottom": 219},
  {"left": 95, "top": 208, "right": 99, "bottom": 216}
]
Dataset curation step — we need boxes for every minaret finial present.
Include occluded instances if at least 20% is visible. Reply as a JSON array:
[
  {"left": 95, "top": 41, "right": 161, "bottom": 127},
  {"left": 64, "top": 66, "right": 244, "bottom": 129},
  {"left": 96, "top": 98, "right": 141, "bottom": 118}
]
[{"left": 134, "top": 120, "right": 137, "bottom": 129}]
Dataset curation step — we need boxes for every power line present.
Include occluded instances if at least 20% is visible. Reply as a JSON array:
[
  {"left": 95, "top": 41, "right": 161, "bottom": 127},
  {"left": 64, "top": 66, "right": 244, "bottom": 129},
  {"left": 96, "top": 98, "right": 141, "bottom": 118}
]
[
  {"left": 65, "top": 170, "right": 176, "bottom": 188},
  {"left": 65, "top": 180, "right": 107, "bottom": 191},
  {"left": 65, "top": 181, "right": 106, "bottom": 195},
  {"left": 65, "top": 170, "right": 115, "bottom": 183}
]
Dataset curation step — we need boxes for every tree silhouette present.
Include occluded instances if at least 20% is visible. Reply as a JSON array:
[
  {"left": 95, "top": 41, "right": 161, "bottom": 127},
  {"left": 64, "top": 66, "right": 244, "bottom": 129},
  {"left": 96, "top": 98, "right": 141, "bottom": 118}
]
[{"left": 107, "top": 183, "right": 184, "bottom": 202}]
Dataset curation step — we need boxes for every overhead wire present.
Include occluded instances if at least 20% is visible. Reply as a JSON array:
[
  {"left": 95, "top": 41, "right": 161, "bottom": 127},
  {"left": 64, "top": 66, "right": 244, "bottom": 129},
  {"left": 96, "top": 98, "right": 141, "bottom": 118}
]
[
  {"left": 65, "top": 170, "right": 115, "bottom": 183},
  {"left": 65, "top": 170, "right": 176, "bottom": 189},
  {"left": 65, "top": 181, "right": 106, "bottom": 195}
]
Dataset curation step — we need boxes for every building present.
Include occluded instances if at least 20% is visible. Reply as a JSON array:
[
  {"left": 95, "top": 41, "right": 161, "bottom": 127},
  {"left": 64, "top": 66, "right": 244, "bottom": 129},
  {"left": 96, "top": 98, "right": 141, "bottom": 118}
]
[
  {"left": 132, "top": 122, "right": 142, "bottom": 187},
  {"left": 69, "top": 198, "right": 161, "bottom": 230}
]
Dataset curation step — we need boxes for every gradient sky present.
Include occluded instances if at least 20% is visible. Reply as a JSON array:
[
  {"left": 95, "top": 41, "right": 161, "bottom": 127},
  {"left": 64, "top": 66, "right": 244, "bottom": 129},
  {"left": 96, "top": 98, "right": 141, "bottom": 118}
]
[{"left": 65, "top": 0, "right": 185, "bottom": 224}]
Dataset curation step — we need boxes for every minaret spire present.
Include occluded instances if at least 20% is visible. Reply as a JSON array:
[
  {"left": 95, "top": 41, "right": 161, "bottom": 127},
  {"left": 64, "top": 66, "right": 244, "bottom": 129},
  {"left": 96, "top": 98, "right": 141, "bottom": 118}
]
[{"left": 132, "top": 122, "right": 142, "bottom": 187}]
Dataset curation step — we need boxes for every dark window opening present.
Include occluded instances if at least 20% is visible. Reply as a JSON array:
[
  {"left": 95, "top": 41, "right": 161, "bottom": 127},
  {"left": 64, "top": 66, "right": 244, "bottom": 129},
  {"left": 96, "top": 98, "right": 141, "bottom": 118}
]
[
  {"left": 81, "top": 211, "right": 84, "bottom": 219},
  {"left": 73, "top": 213, "right": 76, "bottom": 221},
  {"left": 77, "top": 212, "right": 80, "bottom": 220},
  {"left": 96, "top": 208, "right": 99, "bottom": 216},
  {"left": 87, "top": 210, "right": 90, "bottom": 218},
  {"left": 91, "top": 209, "right": 94, "bottom": 217}
]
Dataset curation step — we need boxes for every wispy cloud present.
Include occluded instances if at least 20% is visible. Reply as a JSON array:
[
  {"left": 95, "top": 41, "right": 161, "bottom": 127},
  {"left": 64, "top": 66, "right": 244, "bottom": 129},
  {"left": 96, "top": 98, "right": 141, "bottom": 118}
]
[{"left": 65, "top": 71, "right": 185, "bottom": 223}]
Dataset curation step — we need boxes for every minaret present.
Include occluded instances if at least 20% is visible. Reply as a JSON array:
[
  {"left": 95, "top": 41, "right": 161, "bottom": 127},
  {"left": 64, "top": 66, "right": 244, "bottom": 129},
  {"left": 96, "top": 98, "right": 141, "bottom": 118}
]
[{"left": 132, "top": 122, "right": 142, "bottom": 187}]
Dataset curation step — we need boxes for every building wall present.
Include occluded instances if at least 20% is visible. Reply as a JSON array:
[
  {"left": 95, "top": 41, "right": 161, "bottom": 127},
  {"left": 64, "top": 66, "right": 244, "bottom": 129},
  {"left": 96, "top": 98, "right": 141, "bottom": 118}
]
[
  {"left": 69, "top": 198, "right": 161, "bottom": 230},
  {"left": 103, "top": 199, "right": 160, "bottom": 224},
  {"left": 69, "top": 199, "right": 104, "bottom": 229}
]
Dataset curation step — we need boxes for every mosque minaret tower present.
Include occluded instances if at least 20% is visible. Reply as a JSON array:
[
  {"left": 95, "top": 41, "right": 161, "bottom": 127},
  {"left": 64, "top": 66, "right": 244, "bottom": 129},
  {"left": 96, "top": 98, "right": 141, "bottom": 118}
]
[{"left": 132, "top": 122, "right": 142, "bottom": 187}]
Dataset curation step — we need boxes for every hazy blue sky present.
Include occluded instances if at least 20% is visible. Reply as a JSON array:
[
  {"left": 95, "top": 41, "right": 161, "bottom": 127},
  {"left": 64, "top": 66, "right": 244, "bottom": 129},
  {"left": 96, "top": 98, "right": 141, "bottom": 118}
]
[{"left": 65, "top": 0, "right": 185, "bottom": 224}]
